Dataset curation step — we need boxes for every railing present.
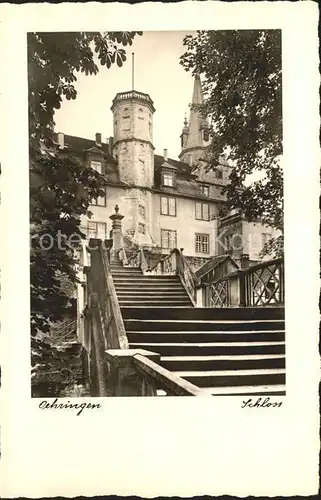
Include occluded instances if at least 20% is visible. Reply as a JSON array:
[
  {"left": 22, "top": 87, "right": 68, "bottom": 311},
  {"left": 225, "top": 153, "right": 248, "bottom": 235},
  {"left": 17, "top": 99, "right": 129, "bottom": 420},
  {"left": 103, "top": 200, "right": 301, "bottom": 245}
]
[
  {"left": 210, "top": 279, "right": 229, "bottom": 307},
  {"left": 148, "top": 248, "right": 200, "bottom": 305},
  {"left": 44, "top": 319, "right": 77, "bottom": 345},
  {"left": 81, "top": 240, "right": 203, "bottom": 396},
  {"left": 118, "top": 247, "right": 128, "bottom": 266},
  {"left": 118, "top": 247, "right": 148, "bottom": 273},
  {"left": 148, "top": 250, "right": 177, "bottom": 275},
  {"left": 113, "top": 90, "right": 154, "bottom": 105},
  {"left": 243, "top": 257, "right": 284, "bottom": 306},
  {"left": 105, "top": 349, "right": 210, "bottom": 396},
  {"left": 208, "top": 257, "right": 284, "bottom": 308},
  {"left": 83, "top": 239, "right": 129, "bottom": 395},
  {"left": 133, "top": 354, "right": 210, "bottom": 396}
]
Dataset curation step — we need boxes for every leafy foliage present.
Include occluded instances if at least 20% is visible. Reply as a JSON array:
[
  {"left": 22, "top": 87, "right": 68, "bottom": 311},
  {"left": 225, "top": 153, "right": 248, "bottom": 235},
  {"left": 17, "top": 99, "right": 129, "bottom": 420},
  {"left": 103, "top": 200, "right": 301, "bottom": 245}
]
[
  {"left": 29, "top": 31, "right": 142, "bottom": 336},
  {"left": 180, "top": 30, "right": 283, "bottom": 239},
  {"left": 31, "top": 337, "right": 86, "bottom": 397}
]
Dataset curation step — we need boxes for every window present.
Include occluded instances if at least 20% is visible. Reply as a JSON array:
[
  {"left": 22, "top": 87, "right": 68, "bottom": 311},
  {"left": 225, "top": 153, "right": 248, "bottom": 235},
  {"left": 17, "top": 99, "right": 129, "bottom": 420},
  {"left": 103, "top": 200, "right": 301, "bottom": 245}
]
[
  {"left": 195, "top": 233, "right": 209, "bottom": 253},
  {"left": 87, "top": 221, "right": 107, "bottom": 239},
  {"left": 215, "top": 169, "right": 223, "bottom": 179},
  {"left": 203, "top": 129, "right": 210, "bottom": 142},
  {"left": 225, "top": 235, "right": 232, "bottom": 250},
  {"left": 163, "top": 172, "right": 174, "bottom": 187},
  {"left": 90, "top": 188, "right": 106, "bottom": 207},
  {"left": 262, "top": 232, "right": 270, "bottom": 247},
  {"left": 201, "top": 184, "right": 209, "bottom": 196},
  {"left": 195, "top": 202, "right": 209, "bottom": 221},
  {"left": 160, "top": 196, "right": 176, "bottom": 216},
  {"left": 139, "top": 205, "right": 146, "bottom": 218},
  {"left": 90, "top": 160, "right": 102, "bottom": 174},
  {"left": 161, "top": 229, "right": 177, "bottom": 249},
  {"left": 138, "top": 223, "right": 146, "bottom": 234}
]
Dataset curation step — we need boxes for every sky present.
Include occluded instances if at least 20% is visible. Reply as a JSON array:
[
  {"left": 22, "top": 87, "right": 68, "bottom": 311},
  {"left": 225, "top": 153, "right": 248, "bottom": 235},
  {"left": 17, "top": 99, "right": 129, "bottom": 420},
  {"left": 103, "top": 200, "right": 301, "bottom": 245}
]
[{"left": 54, "top": 31, "right": 196, "bottom": 160}]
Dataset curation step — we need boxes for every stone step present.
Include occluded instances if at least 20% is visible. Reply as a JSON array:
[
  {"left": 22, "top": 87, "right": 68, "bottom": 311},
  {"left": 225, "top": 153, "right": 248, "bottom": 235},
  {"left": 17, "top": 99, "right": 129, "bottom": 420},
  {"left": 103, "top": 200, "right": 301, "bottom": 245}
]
[
  {"left": 160, "top": 353, "right": 285, "bottom": 371},
  {"left": 174, "top": 368, "right": 285, "bottom": 388},
  {"left": 113, "top": 280, "right": 182, "bottom": 287},
  {"left": 113, "top": 275, "right": 179, "bottom": 281},
  {"left": 116, "top": 291, "right": 189, "bottom": 297},
  {"left": 114, "top": 281, "right": 185, "bottom": 292},
  {"left": 114, "top": 285, "right": 186, "bottom": 292},
  {"left": 129, "top": 341, "right": 285, "bottom": 356},
  {"left": 201, "top": 385, "right": 286, "bottom": 396},
  {"left": 121, "top": 306, "right": 285, "bottom": 321},
  {"left": 118, "top": 300, "right": 192, "bottom": 307},
  {"left": 126, "top": 330, "right": 285, "bottom": 343},
  {"left": 156, "top": 385, "right": 286, "bottom": 396},
  {"left": 123, "top": 318, "right": 285, "bottom": 332},
  {"left": 111, "top": 271, "right": 143, "bottom": 276}
]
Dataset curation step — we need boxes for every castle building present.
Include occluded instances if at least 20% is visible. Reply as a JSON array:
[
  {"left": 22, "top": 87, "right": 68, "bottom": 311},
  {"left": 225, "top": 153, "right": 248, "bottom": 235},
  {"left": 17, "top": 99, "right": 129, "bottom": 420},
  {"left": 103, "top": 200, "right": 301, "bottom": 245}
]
[{"left": 54, "top": 76, "right": 278, "bottom": 270}]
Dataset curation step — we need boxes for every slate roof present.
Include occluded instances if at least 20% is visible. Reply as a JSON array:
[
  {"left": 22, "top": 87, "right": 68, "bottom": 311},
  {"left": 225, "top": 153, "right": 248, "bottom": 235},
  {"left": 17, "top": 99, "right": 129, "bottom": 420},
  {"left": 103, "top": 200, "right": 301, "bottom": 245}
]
[
  {"left": 154, "top": 154, "right": 192, "bottom": 176},
  {"left": 195, "top": 255, "right": 238, "bottom": 279},
  {"left": 154, "top": 154, "right": 222, "bottom": 201},
  {"left": 53, "top": 133, "right": 227, "bottom": 202},
  {"left": 53, "top": 133, "right": 117, "bottom": 164}
]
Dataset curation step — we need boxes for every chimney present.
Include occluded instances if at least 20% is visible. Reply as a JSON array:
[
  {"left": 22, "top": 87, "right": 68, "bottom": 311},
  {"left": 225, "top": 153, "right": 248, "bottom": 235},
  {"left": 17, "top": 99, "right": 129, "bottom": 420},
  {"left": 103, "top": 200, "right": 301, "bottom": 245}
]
[
  {"left": 108, "top": 136, "right": 114, "bottom": 152},
  {"left": 163, "top": 148, "right": 168, "bottom": 162},
  {"left": 57, "top": 132, "right": 64, "bottom": 149},
  {"left": 240, "top": 253, "right": 250, "bottom": 269},
  {"left": 95, "top": 132, "right": 102, "bottom": 146}
]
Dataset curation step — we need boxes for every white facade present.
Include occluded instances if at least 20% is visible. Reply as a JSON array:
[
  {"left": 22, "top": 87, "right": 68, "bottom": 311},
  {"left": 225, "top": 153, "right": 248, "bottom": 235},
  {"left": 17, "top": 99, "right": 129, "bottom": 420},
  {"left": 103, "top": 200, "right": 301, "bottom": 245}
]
[{"left": 74, "top": 79, "right": 279, "bottom": 264}]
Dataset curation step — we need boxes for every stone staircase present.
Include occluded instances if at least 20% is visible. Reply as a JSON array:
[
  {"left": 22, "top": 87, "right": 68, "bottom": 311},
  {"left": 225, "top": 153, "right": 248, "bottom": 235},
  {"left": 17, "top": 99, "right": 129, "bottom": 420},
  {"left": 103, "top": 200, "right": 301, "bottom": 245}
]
[
  {"left": 111, "top": 260, "right": 192, "bottom": 307},
  {"left": 110, "top": 259, "right": 286, "bottom": 396}
]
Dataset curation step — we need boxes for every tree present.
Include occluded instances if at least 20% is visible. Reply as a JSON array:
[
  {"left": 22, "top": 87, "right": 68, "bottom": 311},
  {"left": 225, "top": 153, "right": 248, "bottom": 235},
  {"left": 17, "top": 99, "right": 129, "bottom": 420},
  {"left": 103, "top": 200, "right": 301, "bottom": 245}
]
[
  {"left": 180, "top": 30, "right": 283, "bottom": 249},
  {"left": 29, "top": 32, "right": 142, "bottom": 336}
]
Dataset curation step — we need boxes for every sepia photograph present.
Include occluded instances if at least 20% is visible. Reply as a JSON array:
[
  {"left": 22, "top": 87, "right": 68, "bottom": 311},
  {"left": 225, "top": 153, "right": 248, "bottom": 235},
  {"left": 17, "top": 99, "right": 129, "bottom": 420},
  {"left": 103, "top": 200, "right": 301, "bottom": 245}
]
[
  {"left": 1, "top": 1, "right": 319, "bottom": 497},
  {"left": 29, "top": 29, "right": 285, "bottom": 399}
]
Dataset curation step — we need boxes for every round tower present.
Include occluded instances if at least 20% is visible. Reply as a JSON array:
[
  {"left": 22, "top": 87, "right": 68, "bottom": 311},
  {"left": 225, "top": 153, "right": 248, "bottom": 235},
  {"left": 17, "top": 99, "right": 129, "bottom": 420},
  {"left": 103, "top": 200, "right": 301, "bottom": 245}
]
[{"left": 111, "top": 90, "right": 155, "bottom": 188}]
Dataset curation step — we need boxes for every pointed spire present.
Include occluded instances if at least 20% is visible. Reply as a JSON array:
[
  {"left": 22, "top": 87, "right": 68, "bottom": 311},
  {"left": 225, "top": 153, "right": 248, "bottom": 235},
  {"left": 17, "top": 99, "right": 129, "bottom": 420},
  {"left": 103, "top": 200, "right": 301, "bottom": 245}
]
[
  {"left": 191, "top": 73, "right": 204, "bottom": 106},
  {"left": 183, "top": 114, "right": 189, "bottom": 132},
  {"left": 180, "top": 114, "right": 189, "bottom": 149},
  {"left": 183, "top": 74, "right": 206, "bottom": 151}
]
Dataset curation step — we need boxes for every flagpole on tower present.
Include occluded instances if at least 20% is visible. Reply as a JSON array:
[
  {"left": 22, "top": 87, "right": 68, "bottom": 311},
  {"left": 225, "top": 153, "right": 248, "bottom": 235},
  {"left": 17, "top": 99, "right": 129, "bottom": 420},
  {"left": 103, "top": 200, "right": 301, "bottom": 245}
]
[{"left": 132, "top": 52, "right": 135, "bottom": 90}]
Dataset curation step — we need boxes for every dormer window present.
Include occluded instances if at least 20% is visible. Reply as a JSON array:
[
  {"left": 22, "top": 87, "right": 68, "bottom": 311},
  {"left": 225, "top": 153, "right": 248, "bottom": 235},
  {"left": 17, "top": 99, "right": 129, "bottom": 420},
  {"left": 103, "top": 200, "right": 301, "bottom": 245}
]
[
  {"left": 201, "top": 184, "right": 210, "bottom": 196},
  {"left": 163, "top": 172, "right": 174, "bottom": 187},
  {"left": 90, "top": 160, "right": 102, "bottom": 174},
  {"left": 215, "top": 169, "right": 223, "bottom": 179}
]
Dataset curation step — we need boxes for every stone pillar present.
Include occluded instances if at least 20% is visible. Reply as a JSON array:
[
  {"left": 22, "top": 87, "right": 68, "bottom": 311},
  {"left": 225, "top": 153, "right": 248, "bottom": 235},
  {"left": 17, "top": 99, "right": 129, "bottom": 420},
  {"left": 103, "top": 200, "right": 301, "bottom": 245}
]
[{"left": 109, "top": 205, "right": 124, "bottom": 257}]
